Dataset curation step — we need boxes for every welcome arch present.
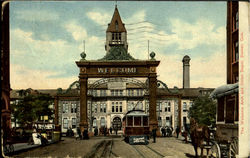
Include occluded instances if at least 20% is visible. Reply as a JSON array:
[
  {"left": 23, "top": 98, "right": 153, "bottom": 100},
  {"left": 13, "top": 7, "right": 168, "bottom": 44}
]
[{"left": 76, "top": 60, "right": 160, "bottom": 133}]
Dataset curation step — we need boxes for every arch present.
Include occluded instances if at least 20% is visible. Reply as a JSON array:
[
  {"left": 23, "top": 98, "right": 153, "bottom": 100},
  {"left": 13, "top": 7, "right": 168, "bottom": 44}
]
[
  {"left": 89, "top": 77, "right": 148, "bottom": 90},
  {"left": 66, "top": 80, "right": 80, "bottom": 93}
]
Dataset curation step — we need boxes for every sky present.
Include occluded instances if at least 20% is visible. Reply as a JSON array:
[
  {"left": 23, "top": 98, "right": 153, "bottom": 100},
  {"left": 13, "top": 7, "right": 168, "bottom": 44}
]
[{"left": 10, "top": 1, "right": 227, "bottom": 89}]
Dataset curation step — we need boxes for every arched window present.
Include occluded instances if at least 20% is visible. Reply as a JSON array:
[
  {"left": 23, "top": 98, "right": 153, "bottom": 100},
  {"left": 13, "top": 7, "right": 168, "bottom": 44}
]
[
  {"left": 93, "top": 118, "right": 97, "bottom": 127},
  {"left": 101, "top": 117, "right": 105, "bottom": 127},
  {"left": 158, "top": 117, "right": 162, "bottom": 127}
]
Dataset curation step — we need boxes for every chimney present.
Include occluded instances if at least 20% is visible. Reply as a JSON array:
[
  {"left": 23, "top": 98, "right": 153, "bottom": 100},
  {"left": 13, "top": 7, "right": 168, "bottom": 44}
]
[{"left": 182, "top": 55, "right": 191, "bottom": 88}]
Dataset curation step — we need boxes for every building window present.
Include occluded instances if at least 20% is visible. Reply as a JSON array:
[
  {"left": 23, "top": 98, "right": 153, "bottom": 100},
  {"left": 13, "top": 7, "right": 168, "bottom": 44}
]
[
  {"left": 131, "top": 90, "right": 134, "bottom": 96},
  {"left": 116, "top": 102, "right": 119, "bottom": 112},
  {"left": 137, "top": 89, "right": 140, "bottom": 96},
  {"left": 71, "top": 103, "right": 77, "bottom": 113},
  {"left": 72, "top": 118, "right": 76, "bottom": 128},
  {"left": 93, "top": 118, "right": 97, "bottom": 127},
  {"left": 166, "top": 117, "right": 171, "bottom": 127},
  {"left": 93, "top": 90, "right": 97, "bottom": 96},
  {"left": 94, "top": 103, "right": 97, "bottom": 113},
  {"left": 104, "top": 103, "right": 106, "bottom": 113},
  {"left": 63, "top": 118, "right": 68, "bottom": 129},
  {"left": 112, "top": 102, "right": 114, "bottom": 112},
  {"left": 100, "top": 90, "right": 106, "bottom": 96},
  {"left": 101, "top": 117, "right": 105, "bottom": 127},
  {"left": 235, "top": 12, "right": 239, "bottom": 30},
  {"left": 165, "top": 102, "right": 171, "bottom": 112},
  {"left": 112, "top": 33, "right": 115, "bottom": 40},
  {"left": 120, "top": 90, "right": 123, "bottom": 96},
  {"left": 158, "top": 117, "right": 162, "bottom": 127},
  {"left": 119, "top": 102, "right": 122, "bottom": 112},
  {"left": 111, "top": 90, "right": 114, "bottom": 96},
  {"left": 118, "top": 33, "right": 121, "bottom": 40},
  {"left": 100, "top": 103, "right": 103, "bottom": 112},
  {"left": 234, "top": 41, "right": 239, "bottom": 62},
  {"left": 183, "top": 102, "right": 187, "bottom": 112},
  {"left": 63, "top": 103, "right": 69, "bottom": 113},
  {"left": 115, "top": 90, "right": 119, "bottom": 96}
]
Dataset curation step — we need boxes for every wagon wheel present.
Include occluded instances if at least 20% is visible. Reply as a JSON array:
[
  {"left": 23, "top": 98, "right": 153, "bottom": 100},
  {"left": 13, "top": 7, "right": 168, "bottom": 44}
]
[
  {"left": 9, "top": 144, "right": 14, "bottom": 153},
  {"left": 209, "top": 142, "right": 221, "bottom": 158},
  {"left": 228, "top": 138, "right": 238, "bottom": 158},
  {"left": 4, "top": 145, "right": 9, "bottom": 154}
]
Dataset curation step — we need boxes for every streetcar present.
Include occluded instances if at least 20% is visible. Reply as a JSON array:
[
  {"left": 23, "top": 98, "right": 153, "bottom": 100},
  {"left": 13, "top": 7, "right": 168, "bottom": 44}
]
[
  {"left": 209, "top": 83, "right": 238, "bottom": 158},
  {"left": 122, "top": 109, "right": 150, "bottom": 145}
]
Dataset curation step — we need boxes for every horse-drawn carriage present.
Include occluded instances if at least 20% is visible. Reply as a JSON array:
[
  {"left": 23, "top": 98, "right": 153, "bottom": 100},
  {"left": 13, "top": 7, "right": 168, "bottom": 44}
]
[{"left": 209, "top": 83, "right": 239, "bottom": 158}]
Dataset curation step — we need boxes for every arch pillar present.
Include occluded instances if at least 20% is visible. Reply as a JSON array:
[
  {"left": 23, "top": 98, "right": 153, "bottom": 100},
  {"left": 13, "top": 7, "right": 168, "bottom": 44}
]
[
  {"left": 79, "top": 77, "right": 88, "bottom": 133},
  {"left": 148, "top": 75, "right": 158, "bottom": 130}
]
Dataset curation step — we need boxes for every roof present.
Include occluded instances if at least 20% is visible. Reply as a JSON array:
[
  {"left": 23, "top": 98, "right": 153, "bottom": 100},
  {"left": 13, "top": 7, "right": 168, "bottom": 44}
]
[
  {"left": 210, "top": 83, "right": 238, "bottom": 98},
  {"left": 106, "top": 6, "right": 126, "bottom": 32},
  {"left": 99, "top": 46, "right": 135, "bottom": 61}
]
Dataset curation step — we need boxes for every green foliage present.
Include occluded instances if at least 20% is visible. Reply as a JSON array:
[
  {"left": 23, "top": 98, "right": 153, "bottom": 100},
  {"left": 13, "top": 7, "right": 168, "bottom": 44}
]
[
  {"left": 11, "top": 94, "right": 53, "bottom": 127},
  {"left": 188, "top": 95, "right": 216, "bottom": 127}
]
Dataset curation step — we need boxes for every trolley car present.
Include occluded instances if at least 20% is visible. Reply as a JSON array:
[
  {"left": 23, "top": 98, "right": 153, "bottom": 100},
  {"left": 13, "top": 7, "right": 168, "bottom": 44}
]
[
  {"left": 209, "top": 83, "right": 238, "bottom": 158},
  {"left": 122, "top": 110, "right": 150, "bottom": 145}
]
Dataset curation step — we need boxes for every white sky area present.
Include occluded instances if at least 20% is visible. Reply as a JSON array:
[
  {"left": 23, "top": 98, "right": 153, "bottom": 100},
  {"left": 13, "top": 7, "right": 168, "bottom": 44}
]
[{"left": 10, "top": 1, "right": 227, "bottom": 89}]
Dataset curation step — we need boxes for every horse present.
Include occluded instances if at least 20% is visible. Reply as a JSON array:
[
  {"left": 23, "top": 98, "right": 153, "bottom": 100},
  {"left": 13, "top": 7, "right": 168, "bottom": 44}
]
[{"left": 190, "top": 118, "right": 210, "bottom": 158}]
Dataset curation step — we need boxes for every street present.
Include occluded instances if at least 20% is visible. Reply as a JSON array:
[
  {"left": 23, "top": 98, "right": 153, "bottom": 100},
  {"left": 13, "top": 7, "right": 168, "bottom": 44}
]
[{"left": 11, "top": 136, "right": 203, "bottom": 158}]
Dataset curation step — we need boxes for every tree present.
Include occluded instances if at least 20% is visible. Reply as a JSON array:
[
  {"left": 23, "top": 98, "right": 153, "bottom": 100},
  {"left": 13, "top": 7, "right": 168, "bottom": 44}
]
[
  {"left": 189, "top": 95, "right": 216, "bottom": 127},
  {"left": 11, "top": 94, "right": 54, "bottom": 128}
]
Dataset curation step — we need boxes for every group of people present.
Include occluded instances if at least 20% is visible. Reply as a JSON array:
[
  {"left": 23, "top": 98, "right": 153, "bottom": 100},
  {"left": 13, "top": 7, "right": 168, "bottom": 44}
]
[
  {"left": 160, "top": 126, "right": 173, "bottom": 137},
  {"left": 94, "top": 126, "right": 118, "bottom": 136},
  {"left": 31, "top": 129, "right": 49, "bottom": 146},
  {"left": 76, "top": 127, "right": 89, "bottom": 140}
]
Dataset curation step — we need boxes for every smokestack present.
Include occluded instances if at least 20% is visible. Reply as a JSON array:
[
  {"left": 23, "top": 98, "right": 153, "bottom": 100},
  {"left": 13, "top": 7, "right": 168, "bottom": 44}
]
[{"left": 182, "top": 55, "right": 191, "bottom": 89}]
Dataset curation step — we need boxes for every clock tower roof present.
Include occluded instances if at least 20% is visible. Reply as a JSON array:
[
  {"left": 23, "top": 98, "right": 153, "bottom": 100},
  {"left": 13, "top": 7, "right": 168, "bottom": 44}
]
[{"left": 106, "top": 6, "right": 126, "bottom": 33}]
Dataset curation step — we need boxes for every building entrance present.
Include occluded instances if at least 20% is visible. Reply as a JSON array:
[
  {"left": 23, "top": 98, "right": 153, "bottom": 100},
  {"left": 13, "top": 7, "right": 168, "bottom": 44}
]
[{"left": 112, "top": 117, "right": 122, "bottom": 130}]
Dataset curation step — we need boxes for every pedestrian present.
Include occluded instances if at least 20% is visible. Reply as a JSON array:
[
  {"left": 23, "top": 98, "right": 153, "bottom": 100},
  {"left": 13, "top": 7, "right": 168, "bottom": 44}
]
[
  {"left": 94, "top": 127, "right": 98, "bottom": 136},
  {"left": 109, "top": 127, "right": 113, "bottom": 134},
  {"left": 152, "top": 126, "right": 157, "bottom": 143},
  {"left": 83, "top": 128, "right": 89, "bottom": 140},
  {"left": 166, "top": 126, "right": 171, "bottom": 137},
  {"left": 176, "top": 126, "right": 180, "bottom": 138},
  {"left": 115, "top": 127, "right": 118, "bottom": 135},
  {"left": 104, "top": 126, "right": 107, "bottom": 136},
  {"left": 161, "top": 127, "right": 164, "bottom": 137},
  {"left": 163, "top": 127, "right": 166, "bottom": 137},
  {"left": 76, "top": 127, "right": 82, "bottom": 140}
]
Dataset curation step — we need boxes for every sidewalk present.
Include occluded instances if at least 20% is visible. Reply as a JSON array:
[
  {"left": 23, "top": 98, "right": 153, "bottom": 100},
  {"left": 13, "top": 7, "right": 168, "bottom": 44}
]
[{"left": 6, "top": 140, "right": 54, "bottom": 156}]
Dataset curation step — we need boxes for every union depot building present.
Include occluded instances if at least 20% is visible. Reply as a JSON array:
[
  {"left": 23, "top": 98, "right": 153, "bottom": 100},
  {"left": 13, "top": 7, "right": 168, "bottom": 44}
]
[{"left": 11, "top": 6, "right": 214, "bottom": 134}]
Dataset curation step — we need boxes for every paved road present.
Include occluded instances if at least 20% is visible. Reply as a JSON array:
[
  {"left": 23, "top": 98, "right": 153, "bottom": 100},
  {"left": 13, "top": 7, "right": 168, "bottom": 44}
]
[{"left": 12, "top": 136, "right": 201, "bottom": 158}]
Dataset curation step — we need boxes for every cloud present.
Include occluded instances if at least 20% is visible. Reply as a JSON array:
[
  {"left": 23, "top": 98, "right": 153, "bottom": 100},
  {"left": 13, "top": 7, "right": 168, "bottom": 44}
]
[
  {"left": 86, "top": 11, "right": 111, "bottom": 25},
  {"left": 10, "top": 64, "right": 77, "bottom": 89},
  {"left": 10, "top": 28, "right": 81, "bottom": 77},
  {"left": 64, "top": 21, "right": 88, "bottom": 41},
  {"left": 157, "top": 51, "right": 226, "bottom": 88},
  {"left": 15, "top": 10, "right": 59, "bottom": 21},
  {"left": 168, "top": 18, "right": 226, "bottom": 50}
]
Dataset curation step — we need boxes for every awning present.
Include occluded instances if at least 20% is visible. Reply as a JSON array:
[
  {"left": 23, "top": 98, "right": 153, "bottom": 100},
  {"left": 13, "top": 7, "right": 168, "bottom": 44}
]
[{"left": 210, "top": 83, "right": 238, "bottom": 99}]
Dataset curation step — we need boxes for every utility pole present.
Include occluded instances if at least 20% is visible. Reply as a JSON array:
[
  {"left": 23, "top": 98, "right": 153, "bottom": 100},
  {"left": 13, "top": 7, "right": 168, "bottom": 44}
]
[
  {"left": 148, "top": 40, "right": 149, "bottom": 60},
  {"left": 83, "top": 40, "right": 85, "bottom": 53}
]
